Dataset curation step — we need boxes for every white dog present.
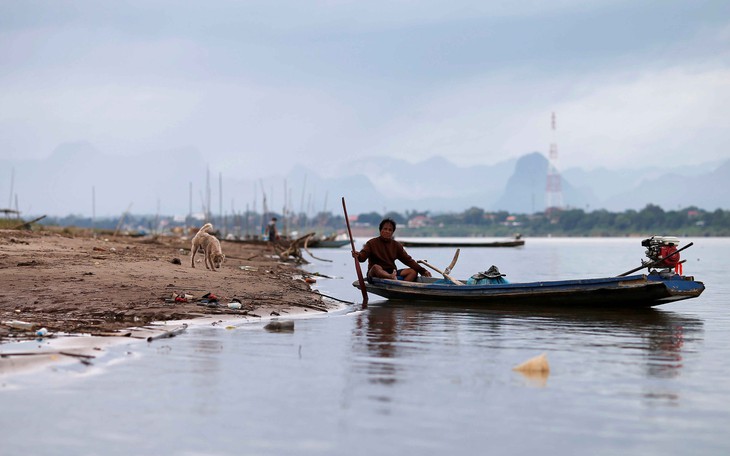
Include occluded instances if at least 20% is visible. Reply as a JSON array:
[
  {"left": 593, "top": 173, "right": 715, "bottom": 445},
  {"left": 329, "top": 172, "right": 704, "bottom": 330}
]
[{"left": 191, "top": 223, "right": 225, "bottom": 271}]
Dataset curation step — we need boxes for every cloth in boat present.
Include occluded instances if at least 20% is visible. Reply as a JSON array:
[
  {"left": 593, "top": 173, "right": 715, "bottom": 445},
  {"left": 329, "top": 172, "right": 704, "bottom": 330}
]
[
  {"left": 357, "top": 236, "right": 427, "bottom": 279},
  {"left": 467, "top": 265, "right": 509, "bottom": 285}
]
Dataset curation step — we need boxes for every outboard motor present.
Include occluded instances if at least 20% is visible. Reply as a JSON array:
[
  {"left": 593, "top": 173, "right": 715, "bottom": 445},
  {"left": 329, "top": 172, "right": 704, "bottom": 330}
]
[{"left": 641, "top": 235, "right": 680, "bottom": 269}]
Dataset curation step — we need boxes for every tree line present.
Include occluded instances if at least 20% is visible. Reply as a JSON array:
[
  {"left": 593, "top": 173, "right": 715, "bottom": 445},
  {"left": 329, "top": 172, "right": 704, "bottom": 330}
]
[
  {"left": 27, "top": 204, "right": 730, "bottom": 237},
  {"left": 355, "top": 204, "right": 730, "bottom": 237}
]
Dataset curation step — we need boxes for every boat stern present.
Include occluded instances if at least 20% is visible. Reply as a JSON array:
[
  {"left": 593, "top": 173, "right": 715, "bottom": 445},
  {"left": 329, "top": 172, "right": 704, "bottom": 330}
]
[{"left": 646, "top": 272, "right": 705, "bottom": 303}]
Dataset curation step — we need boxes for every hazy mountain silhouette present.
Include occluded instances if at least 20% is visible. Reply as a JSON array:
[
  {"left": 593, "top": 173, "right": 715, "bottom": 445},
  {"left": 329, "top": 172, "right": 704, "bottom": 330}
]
[
  {"left": 2, "top": 141, "right": 728, "bottom": 217},
  {"left": 323, "top": 155, "right": 518, "bottom": 213},
  {"left": 492, "top": 152, "right": 596, "bottom": 213},
  {"left": 602, "top": 160, "right": 730, "bottom": 211},
  {"left": 561, "top": 161, "right": 719, "bottom": 202}
]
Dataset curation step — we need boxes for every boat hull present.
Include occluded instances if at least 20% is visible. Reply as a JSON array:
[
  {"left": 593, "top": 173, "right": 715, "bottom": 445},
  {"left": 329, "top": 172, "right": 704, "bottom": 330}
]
[
  {"left": 307, "top": 240, "right": 349, "bottom": 248},
  {"left": 354, "top": 272, "right": 704, "bottom": 307},
  {"left": 399, "top": 239, "right": 525, "bottom": 248}
]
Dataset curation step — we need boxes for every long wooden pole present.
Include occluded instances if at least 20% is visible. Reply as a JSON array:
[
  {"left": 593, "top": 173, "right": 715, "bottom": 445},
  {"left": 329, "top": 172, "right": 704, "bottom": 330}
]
[
  {"left": 444, "top": 248, "right": 460, "bottom": 275},
  {"left": 342, "top": 197, "right": 368, "bottom": 306},
  {"left": 417, "top": 260, "right": 463, "bottom": 285}
]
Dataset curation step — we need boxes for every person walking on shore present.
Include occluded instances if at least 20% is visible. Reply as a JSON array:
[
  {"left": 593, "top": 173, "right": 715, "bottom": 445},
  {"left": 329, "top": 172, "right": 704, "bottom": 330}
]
[
  {"left": 267, "top": 217, "right": 278, "bottom": 250},
  {"left": 353, "top": 218, "right": 431, "bottom": 282}
]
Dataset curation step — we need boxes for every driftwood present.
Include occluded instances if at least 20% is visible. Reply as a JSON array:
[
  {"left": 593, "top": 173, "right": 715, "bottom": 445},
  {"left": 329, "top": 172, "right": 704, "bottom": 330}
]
[
  {"left": 0, "top": 351, "right": 96, "bottom": 360},
  {"left": 303, "top": 235, "right": 333, "bottom": 262},
  {"left": 314, "top": 291, "right": 354, "bottom": 305},
  {"left": 310, "top": 272, "right": 339, "bottom": 279},
  {"left": 146, "top": 324, "right": 188, "bottom": 342},
  {"left": 88, "top": 331, "right": 132, "bottom": 337},
  {"left": 276, "top": 232, "right": 317, "bottom": 264},
  {"left": 12, "top": 215, "right": 46, "bottom": 230}
]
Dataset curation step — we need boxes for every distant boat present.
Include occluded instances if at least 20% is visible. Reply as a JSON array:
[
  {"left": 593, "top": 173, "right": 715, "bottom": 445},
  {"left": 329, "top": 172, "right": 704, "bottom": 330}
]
[
  {"left": 306, "top": 232, "right": 350, "bottom": 248},
  {"left": 398, "top": 236, "right": 525, "bottom": 248},
  {"left": 307, "top": 239, "right": 349, "bottom": 248}
]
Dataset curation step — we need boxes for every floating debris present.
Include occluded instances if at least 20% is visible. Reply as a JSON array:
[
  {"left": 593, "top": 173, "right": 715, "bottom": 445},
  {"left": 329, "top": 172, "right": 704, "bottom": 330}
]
[
  {"left": 146, "top": 324, "right": 188, "bottom": 342},
  {"left": 264, "top": 320, "right": 294, "bottom": 332},
  {"left": 513, "top": 353, "right": 550, "bottom": 373},
  {"left": 1, "top": 320, "right": 36, "bottom": 330}
]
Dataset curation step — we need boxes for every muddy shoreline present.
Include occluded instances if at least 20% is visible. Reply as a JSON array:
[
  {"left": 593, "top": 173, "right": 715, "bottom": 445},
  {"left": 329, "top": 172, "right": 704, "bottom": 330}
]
[{"left": 0, "top": 228, "right": 336, "bottom": 341}]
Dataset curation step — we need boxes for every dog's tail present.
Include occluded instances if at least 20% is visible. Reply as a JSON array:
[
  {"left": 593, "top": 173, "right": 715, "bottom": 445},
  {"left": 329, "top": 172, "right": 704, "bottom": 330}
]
[{"left": 197, "top": 223, "right": 214, "bottom": 235}]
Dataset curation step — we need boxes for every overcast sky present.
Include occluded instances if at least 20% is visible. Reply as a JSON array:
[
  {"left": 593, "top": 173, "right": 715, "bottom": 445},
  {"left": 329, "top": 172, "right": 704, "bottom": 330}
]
[{"left": 2, "top": 0, "right": 729, "bottom": 178}]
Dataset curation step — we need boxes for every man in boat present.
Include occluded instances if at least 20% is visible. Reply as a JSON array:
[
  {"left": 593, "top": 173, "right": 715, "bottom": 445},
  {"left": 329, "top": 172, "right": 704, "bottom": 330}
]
[{"left": 353, "top": 218, "right": 431, "bottom": 282}]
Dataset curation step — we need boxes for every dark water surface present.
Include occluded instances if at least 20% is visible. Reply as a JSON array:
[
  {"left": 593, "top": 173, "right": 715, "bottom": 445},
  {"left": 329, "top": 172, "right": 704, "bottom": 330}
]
[{"left": 2, "top": 237, "right": 729, "bottom": 455}]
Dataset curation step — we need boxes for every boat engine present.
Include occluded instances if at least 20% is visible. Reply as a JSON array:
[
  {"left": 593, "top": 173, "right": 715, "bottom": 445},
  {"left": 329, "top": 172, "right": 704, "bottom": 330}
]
[{"left": 641, "top": 235, "right": 680, "bottom": 269}]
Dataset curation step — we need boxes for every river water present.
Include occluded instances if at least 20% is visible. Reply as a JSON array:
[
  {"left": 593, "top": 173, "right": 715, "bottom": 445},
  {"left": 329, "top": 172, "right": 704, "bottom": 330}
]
[{"left": 1, "top": 237, "right": 729, "bottom": 455}]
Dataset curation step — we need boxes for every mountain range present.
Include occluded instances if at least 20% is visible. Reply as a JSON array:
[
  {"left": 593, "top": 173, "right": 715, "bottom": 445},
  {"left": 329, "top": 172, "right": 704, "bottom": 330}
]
[{"left": 1, "top": 142, "right": 728, "bottom": 217}]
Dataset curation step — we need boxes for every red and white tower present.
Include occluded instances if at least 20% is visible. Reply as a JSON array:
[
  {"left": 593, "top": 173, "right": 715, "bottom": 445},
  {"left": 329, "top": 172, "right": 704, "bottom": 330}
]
[{"left": 545, "top": 112, "right": 563, "bottom": 213}]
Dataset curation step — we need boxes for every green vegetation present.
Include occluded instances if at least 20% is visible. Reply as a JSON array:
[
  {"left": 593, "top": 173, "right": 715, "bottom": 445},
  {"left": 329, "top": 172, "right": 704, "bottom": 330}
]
[
  {"left": 18, "top": 204, "right": 730, "bottom": 237},
  {"left": 392, "top": 205, "right": 730, "bottom": 237},
  {"left": 0, "top": 218, "right": 21, "bottom": 230}
]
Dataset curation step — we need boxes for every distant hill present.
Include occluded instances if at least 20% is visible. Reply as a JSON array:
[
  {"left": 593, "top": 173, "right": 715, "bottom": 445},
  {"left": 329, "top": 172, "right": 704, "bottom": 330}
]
[
  {"left": 321, "top": 155, "right": 519, "bottom": 213},
  {"left": 493, "top": 154, "right": 730, "bottom": 213},
  {"left": 1, "top": 141, "right": 728, "bottom": 217},
  {"left": 602, "top": 160, "right": 730, "bottom": 211},
  {"left": 491, "top": 152, "right": 596, "bottom": 213},
  {"left": 561, "top": 161, "right": 719, "bottom": 202}
]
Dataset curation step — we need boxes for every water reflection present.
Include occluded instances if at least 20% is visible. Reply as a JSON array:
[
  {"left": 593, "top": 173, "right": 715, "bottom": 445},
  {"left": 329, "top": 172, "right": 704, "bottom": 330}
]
[
  {"left": 460, "top": 304, "right": 704, "bottom": 380},
  {"left": 354, "top": 302, "right": 703, "bottom": 385},
  {"left": 355, "top": 306, "right": 415, "bottom": 385},
  {"left": 189, "top": 332, "right": 226, "bottom": 416}
]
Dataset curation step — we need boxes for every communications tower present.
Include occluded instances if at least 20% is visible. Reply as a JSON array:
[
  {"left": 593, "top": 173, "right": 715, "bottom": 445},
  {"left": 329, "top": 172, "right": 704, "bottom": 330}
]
[{"left": 545, "top": 112, "right": 563, "bottom": 213}]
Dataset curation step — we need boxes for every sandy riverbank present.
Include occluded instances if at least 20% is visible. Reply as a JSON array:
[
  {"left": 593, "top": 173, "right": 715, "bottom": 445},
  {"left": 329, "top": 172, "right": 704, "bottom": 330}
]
[
  {"left": 0, "top": 226, "right": 346, "bottom": 377},
  {"left": 0, "top": 227, "right": 340, "bottom": 339}
]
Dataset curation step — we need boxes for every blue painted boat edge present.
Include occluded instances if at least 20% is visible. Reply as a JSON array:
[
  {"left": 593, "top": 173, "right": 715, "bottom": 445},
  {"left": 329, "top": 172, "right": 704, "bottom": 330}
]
[
  {"left": 351, "top": 272, "right": 704, "bottom": 307},
  {"left": 368, "top": 273, "right": 654, "bottom": 290}
]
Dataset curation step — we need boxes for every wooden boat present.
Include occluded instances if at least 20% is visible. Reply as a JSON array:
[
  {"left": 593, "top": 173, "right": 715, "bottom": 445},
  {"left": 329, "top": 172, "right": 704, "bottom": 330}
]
[
  {"left": 353, "top": 272, "right": 704, "bottom": 307},
  {"left": 305, "top": 232, "right": 350, "bottom": 248},
  {"left": 398, "top": 238, "right": 525, "bottom": 248},
  {"left": 307, "top": 239, "right": 349, "bottom": 248}
]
